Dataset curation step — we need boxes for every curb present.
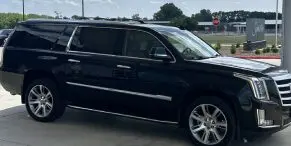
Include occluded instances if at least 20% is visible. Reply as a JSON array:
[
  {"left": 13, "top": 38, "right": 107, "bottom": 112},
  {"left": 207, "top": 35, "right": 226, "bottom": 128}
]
[{"left": 236, "top": 56, "right": 281, "bottom": 59}]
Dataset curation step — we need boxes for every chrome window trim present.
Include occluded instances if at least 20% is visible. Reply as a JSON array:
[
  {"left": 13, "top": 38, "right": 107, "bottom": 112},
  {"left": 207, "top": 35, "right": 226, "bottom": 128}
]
[
  {"left": 67, "top": 105, "right": 178, "bottom": 124},
  {"left": 66, "top": 26, "right": 78, "bottom": 52},
  {"left": 65, "top": 25, "right": 176, "bottom": 63},
  {"left": 258, "top": 125, "right": 281, "bottom": 129},
  {"left": 66, "top": 82, "right": 172, "bottom": 101}
]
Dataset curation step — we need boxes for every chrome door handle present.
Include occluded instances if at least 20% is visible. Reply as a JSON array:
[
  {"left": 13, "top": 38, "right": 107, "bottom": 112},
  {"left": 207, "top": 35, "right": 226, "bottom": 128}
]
[
  {"left": 117, "top": 65, "right": 131, "bottom": 69},
  {"left": 68, "top": 59, "right": 80, "bottom": 63}
]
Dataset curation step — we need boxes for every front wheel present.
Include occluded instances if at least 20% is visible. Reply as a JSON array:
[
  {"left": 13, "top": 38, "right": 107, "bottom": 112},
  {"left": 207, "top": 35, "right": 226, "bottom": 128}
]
[
  {"left": 185, "top": 97, "right": 236, "bottom": 146},
  {"left": 25, "top": 79, "right": 65, "bottom": 122}
]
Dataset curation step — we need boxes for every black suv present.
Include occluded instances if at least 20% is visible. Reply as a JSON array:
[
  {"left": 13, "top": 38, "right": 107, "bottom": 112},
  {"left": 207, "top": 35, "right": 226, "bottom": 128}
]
[{"left": 1, "top": 19, "right": 291, "bottom": 146}]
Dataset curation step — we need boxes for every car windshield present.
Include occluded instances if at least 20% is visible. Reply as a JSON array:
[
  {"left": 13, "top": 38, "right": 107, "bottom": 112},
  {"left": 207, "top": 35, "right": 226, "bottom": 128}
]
[
  {"left": 0, "top": 29, "right": 12, "bottom": 35},
  {"left": 157, "top": 28, "right": 219, "bottom": 60}
]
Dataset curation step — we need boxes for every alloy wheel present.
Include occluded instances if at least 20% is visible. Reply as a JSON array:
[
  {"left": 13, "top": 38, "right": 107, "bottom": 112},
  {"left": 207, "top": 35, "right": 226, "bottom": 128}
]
[
  {"left": 189, "top": 104, "right": 227, "bottom": 145},
  {"left": 28, "top": 85, "right": 54, "bottom": 118}
]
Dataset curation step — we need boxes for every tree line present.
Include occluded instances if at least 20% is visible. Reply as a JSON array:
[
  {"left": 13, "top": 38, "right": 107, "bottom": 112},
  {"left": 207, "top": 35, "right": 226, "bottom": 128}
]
[{"left": 0, "top": 3, "right": 282, "bottom": 30}]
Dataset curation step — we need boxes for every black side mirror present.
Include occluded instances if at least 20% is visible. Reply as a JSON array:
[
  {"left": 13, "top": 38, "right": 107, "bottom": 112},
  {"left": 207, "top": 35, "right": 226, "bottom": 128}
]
[{"left": 149, "top": 47, "right": 172, "bottom": 62}]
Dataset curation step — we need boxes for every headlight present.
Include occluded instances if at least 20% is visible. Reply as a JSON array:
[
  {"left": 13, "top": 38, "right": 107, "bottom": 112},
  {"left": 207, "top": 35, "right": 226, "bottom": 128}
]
[{"left": 234, "top": 73, "right": 270, "bottom": 100}]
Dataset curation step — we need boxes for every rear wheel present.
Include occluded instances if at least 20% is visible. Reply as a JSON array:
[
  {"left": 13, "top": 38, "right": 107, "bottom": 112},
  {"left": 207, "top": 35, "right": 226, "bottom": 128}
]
[
  {"left": 185, "top": 97, "right": 235, "bottom": 146},
  {"left": 25, "top": 79, "right": 65, "bottom": 122}
]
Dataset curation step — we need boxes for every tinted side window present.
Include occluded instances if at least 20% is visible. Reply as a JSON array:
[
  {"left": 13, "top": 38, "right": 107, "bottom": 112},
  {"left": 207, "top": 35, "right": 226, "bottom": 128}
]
[
  {"left": 54, "top": 25, "right": 75, "bottom": 51},
  {"left": 8, "top": 24, "right": 65, "bottom": 50},
  {"left": 70, "top": 27, "right": 124, "bottom": 55},
  {"left": 125, "top": 30, "right": 165, "bottom": 59}
]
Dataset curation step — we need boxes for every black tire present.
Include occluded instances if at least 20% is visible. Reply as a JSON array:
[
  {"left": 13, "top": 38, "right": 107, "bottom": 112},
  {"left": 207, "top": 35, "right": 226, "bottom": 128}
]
[
  {"left": 25, "top": 78, "right": 65, "bottom": 122},
  {"left": 184, "top": 96, "right": 236, "bottom": 146}
]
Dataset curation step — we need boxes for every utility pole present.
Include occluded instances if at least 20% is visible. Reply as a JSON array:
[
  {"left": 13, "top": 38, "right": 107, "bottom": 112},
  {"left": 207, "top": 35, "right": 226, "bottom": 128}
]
[
  {"left": 275, "top": 0, "right": 279, "bottom": 48},
  {"left": 82, "top": 0, "right": 84, "bottom": 17},
  {"left": 22, "top": 0, "right": 25, "bottom": 21},
  {"left": 282, "top": 0, "right": 291, "bottom": 70}
]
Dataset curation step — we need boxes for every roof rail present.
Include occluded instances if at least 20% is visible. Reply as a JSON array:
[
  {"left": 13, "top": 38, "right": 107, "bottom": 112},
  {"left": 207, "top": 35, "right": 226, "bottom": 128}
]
[{"left": 93, "top": 17, "right": 145, "bottom": 24}]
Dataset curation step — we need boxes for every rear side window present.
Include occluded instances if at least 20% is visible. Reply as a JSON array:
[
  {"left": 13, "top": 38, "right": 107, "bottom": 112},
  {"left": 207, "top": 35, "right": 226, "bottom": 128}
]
[
  {"left": 7, "top": 24, "right": 66, "bottom": 50},
  {"left": 54, "top": 25, "right": 75, "bottom": 51},
  {"left": 70, "top": 27, "right": 124, "bottom": 55}
]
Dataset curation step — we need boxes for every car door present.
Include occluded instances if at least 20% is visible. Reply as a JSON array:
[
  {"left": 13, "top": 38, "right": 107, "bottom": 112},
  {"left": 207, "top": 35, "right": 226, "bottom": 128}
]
[
  {"left": 113, "top": 29, "right": 186, "bottom": 121},
  {"left": 65, "top": 26, "right": 126, "bottom": 109}
]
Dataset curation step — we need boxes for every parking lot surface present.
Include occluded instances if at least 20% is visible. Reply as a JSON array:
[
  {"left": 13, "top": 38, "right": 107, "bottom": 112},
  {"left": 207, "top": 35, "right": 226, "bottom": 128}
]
[{"left": 0, "top": 58, "right": 289, "bottom": 146}]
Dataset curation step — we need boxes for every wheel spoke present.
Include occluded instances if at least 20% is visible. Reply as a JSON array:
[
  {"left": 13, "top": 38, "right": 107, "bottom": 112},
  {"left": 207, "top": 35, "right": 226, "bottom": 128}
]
[
  {"left": 191, "top": 113, "right": 204, "bottom": 123},
  {"left": 31, "top": 88, "right": 41, "bottom": 99},
  {"left": 42, "top": 105, "right": 47, "bottom": 116},
  {"left": 212, "top": 128, "right": 223, "bottom": 142},
  {"left": 192, "top": 125, "right": 205, "bottom": 133},
  {"left": 34, "top": 105, "right": 42, "bottom": 115},
  {"left": 39, "top": 85, "right": 45, "bottom": 95},
  {"left": 29, "top": 100, "right": 40, "bottom": 105},
  {"left": 45, "top": 102, "right": 53, "bottom": 109},
  {"left": 201, "top": 105, "right": 210, "bottom": 117},
  {"left": 212, "top": 108, "right": 220, "bottom": 119},
  {"left": 45, "top": 92, "right": 52, "bottom": 99},
  {"left": 216, "top": 122, "right": 227, "bottom": 129},
  {"left": 202, "top": 130, "right": 210, "bottom": 144}
]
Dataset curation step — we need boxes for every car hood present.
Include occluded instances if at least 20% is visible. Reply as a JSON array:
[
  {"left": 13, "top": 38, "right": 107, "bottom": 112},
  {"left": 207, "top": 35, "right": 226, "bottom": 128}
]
[{"left": 195, "top": 56, "right": 277, "bottom": 73}]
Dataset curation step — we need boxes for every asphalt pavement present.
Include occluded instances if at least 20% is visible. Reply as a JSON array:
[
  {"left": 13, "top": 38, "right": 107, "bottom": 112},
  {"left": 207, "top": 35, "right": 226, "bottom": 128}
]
[{"left": 0, "top": 58, "right": 288, "bottom": 146}]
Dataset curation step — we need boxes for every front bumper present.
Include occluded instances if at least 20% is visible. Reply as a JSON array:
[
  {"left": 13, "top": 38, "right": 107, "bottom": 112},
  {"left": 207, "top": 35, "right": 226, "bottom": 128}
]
[{"left": 241, "top": 100, "right": 291, "bottom": 139}]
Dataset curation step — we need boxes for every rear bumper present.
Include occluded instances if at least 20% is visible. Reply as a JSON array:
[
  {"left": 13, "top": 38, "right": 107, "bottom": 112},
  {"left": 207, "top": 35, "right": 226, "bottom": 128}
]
[{"left": 0, "top": 70, "right": 23, "bottom": 95}]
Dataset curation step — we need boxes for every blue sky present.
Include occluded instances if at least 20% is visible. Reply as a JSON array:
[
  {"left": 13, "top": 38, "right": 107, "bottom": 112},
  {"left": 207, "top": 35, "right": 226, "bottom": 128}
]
[{"left": 0, "top": 0, "right": 283, "bottom": 18}]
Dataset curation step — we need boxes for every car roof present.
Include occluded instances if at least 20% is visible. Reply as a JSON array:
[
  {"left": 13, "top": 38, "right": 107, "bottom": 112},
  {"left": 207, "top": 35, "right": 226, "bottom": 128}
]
[{"left": 20, "top": 19, "right": 179, "bottom": 31}]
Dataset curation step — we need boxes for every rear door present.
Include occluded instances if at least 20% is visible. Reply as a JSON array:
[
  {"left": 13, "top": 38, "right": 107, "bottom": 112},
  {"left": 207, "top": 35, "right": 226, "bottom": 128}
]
[{"left": 65, "top": 26, "right": 126, "bottom": 109}]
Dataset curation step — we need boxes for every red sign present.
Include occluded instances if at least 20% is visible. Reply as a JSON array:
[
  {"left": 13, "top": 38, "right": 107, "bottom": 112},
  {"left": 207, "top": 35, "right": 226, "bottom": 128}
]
[{"left": 213, "top": 18, "right": 220, "bottom": 26}]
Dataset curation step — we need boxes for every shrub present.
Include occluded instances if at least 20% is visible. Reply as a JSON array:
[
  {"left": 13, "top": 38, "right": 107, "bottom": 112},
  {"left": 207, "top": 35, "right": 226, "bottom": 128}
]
[
  {"left": 262, "top": 48, "right": 268, "bottom": 53},
  {"left": 216, "top": 42, "right": 221, "bottom": 51},
  {"left": 255, "top": 49, "right": 261, "bottom": 55},
  {"left": 272, "top": 44, "right": 276, "bottom": 49},
  {"left": 236, "top": 43, "right": 240, "bottom": 48},
  {"left": 231, "top": 45, "right": 236, "bottom": 54},
  {"left": 265, "top": 47, "right": 271, "bottom": 53},
  {"left": 271, "top": 48, "right": 279, "bottom": 53}
]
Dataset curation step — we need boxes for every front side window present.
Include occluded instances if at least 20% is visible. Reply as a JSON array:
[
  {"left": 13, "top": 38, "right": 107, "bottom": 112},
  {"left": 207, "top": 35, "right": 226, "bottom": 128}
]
[
  {"left": 157, "top": 28, "right": 219, "bottom": 60},
  {"left": 125, "top": 30, "right": 168, "bottom": 59},
  {"left": 70, "top": 27, "right": 124, "bottom": 55}
]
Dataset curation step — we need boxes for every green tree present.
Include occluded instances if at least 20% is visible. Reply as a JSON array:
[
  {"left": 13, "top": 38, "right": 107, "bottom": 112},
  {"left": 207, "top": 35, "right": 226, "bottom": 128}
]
[
  {"left": 170, "top": 16, "right": 197, "bottom": 31},
  {"left": 0, "top": 13, "right": 53, "bottom": 29},
  {"left": 194, "top": 9, "right": 213, "bottom": 21},
  {"left": 153, "top": 3, "right": 184, "bottom": 21},
  {"left": 132, "top": 14, "right": 141, "bottom": 20}
]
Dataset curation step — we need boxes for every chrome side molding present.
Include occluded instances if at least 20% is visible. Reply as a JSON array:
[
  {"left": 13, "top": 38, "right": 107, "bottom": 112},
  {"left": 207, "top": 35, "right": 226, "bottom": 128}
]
[
  {"left": 66, "top": 82, "right": 172, "bottom": 101},
  {"left": 67, "top": 105, "right": 178, "bottom": 124}
]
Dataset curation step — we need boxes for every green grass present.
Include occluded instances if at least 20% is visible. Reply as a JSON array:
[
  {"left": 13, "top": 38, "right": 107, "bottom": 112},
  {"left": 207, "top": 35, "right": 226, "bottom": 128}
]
[{"left": 199, "top": 35, "right": 280, "bottom": 45}]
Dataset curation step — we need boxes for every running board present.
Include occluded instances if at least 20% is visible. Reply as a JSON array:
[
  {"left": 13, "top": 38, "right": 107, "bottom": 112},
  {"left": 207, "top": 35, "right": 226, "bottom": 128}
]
[{"left": 67, "top": 105, "right": 178, "bottom": 125}]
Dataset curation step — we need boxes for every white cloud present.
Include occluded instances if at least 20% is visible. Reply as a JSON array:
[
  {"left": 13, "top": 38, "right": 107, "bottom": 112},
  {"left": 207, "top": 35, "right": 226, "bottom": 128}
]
[
  {"left": 11, "top": 0, "right": 22, "bottom": 5},
  {"left": 64, "top": 0, "right": 79, "bottom": 6},
  {"left": 87, "top": 0, "right": 119, "bottom": 8},
  {"left": 150, "top": 1, "right": 163, "bottom": 4}
]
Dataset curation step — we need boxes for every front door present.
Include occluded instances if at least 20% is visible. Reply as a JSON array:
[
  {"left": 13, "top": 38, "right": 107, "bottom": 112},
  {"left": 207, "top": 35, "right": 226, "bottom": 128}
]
[{"left": 113, "top": 30, "right": 185, "bottom": 121}]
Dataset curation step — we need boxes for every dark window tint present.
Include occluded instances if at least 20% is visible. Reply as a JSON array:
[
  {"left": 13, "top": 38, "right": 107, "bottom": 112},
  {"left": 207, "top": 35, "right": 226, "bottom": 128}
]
[
  {"left": 8, "top": 24, "right": 65, "bottom": 50},
  {"left": 54, "top": 25, "right": 75, "bottom": 51},
  {"left": 125, "top": 30, "right": 165, "bottom": 59},
  {"left": 70, "top": 27, "right": 124, "bottom": 55}
]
